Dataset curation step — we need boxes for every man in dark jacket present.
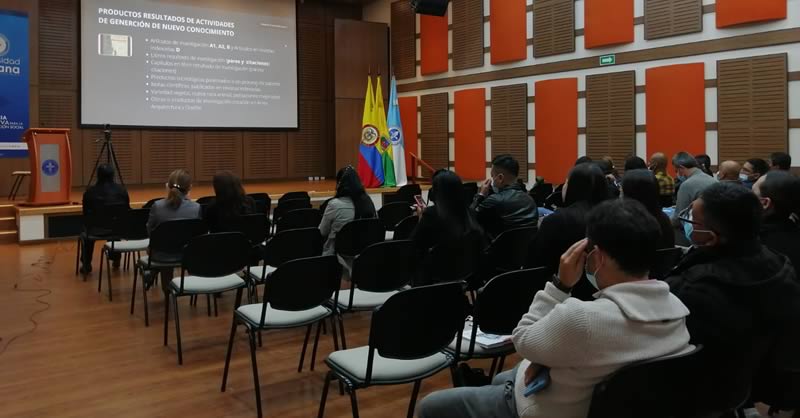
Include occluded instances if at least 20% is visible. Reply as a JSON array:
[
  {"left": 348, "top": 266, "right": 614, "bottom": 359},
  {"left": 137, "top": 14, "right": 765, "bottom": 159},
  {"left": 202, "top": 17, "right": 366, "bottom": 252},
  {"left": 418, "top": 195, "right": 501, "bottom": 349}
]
[
  {"left": 753, "top": 171, "right": 800, "bottom": 281},
  {"left": 471, "top": 155, "right": 538, "bottom": 238},
  {"left": 668, "top": 182, "right": 800, "bottom": 412},
  {"left": 80, "top": 164, "right": 130, "bottom": 274}
]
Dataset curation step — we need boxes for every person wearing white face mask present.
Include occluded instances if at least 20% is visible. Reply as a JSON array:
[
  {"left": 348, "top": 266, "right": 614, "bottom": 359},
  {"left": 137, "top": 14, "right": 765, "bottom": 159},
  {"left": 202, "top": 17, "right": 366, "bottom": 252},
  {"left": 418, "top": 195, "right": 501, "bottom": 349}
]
[
  {"left": 418, "top": 199, "right": 693, "bottom": 418},
  {"left": 668, "top": 182, "right": 800, "bottom": 412}
]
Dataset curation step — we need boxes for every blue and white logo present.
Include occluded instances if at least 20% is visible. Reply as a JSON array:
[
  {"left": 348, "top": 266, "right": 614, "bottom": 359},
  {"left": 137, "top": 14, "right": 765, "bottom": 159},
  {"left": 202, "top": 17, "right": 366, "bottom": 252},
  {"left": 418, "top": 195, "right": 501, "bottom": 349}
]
[
  {"left": 42, "top": 159, "right": 59, "bottom": 176},
  {"left": 389, "top": 128, "right": 402, "bottom": 146},
  {"left": 0, "top": 33, "right": 8, "bottom": 57}
]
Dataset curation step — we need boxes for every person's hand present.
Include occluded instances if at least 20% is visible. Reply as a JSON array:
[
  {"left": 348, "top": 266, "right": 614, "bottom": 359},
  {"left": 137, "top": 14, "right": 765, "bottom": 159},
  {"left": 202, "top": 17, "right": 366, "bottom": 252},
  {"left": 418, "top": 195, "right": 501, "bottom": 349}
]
[
  {"left": 524, "top": 363, "right": 541, "bottom": 385},
  {"left": 414, "top": 204, "right": 424, "bottom": 219},
  {"left": 479, "top": 178, "right": 492, "bottom": 196},
  {"left": 557, "top": 238, "right": 589, "bottom": 288}
]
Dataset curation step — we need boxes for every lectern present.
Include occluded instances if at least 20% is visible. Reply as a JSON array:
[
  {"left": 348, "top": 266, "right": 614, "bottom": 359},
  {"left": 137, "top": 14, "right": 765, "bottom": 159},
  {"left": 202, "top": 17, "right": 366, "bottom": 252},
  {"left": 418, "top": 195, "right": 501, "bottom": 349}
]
[{"left": 24, "top": 128, "right": 72, "bottom": 206}]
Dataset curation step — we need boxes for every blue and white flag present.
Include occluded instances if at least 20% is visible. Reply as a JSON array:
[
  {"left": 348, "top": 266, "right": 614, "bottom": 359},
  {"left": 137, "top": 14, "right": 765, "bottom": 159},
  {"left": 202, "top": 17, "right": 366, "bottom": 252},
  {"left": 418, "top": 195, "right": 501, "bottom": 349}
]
[
  {"left": 0, "top": 10, "right": 30, "bottom": 158},
  {"left": 387, "top": 76, "right": 408, "bottom": 187}
]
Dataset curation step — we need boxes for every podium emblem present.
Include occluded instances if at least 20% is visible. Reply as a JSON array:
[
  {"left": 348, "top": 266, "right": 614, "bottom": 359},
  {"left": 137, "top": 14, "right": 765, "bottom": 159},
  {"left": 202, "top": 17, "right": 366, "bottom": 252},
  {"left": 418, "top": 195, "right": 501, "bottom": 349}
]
[{"left": 42, "top": 159, "right": 59, "bottom": 176}]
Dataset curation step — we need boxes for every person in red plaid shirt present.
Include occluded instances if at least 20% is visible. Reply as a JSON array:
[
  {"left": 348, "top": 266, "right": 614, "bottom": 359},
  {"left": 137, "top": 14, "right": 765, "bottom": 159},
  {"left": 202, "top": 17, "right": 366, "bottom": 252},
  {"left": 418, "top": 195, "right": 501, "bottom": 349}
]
[{"left": 649, "top": 153, "right": 674, "bottom": 208}]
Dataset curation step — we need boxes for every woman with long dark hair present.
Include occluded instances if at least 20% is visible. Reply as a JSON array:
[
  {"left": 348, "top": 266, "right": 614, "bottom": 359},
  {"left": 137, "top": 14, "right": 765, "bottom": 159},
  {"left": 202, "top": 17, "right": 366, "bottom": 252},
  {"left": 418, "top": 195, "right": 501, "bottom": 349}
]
[
  {"left": 621, "top": 169, "right": 675, "bottom": 248},
  {"left": 319, "top": 166, "right": 377, "bottom": 255},
  {"left": 205, "top": 171, "right": 256, "bottom": 232},
  {"left": 696, "top": 154, "right": 714, "bottom": 177}
]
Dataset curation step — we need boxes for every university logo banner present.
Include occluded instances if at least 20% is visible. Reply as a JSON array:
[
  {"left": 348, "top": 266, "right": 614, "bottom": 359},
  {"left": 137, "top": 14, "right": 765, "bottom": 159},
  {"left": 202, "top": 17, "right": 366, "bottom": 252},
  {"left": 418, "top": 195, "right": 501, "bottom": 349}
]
[{"left": 0, "top": 10, "right": 30, "bottom": 158}]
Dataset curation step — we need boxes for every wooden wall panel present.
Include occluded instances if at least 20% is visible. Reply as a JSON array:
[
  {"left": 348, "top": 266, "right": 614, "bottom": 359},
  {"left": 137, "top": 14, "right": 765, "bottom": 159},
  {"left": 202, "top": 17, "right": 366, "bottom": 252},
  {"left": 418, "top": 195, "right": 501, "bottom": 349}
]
[
  {"left": 297, "top": 23, "right": 328, "bottom": 99},
  {"left": 535, "top": 78, "right": 578, "bottom": 184},
  {"left": 489, "top": 0, "right": 528, "bottom": 64},
  {"left": 420, "top": 14, "right": 449, "bottom": 75},
  {"left": 82, "top": 129, "right": 142, "bottom": 185},
  {"left": 391, "top": 0, "right": 416, "bottom": 79},
  {"left": 491, "top": 84, "right": 528, "bottom": 178},
  {"left": 534, "top": 0, "right": 575, "bottom": 58},
  {"left": 398, "top": 96, "right": 419, "bottom": 178},
  {"left": 141, "top": 131, "right": 195, "bottom": 184},
  {"left": 586, "top": 71, "right": 636, "bottom": 165},
  {"left": 420, "top": 93, "right": 449, "bottom": 176},
  {"left": 454, "top": 88, "right": 486, "bottom": 181},
  {"left": 716, "top": 0, "right": 787, "bottom": 28},
  {"left": 718, "top": 54, "right": 788, "bottom": 163},
  {"left": 289, "top": 100, "right": 327, "bottom": 177},
  {"left": 195, "top": 131, "right": 243, "bottom": 181},
  {"left": 582, "top": 0, "right": 635, "bottom": 49},
  {"left": 243, "top": 132, "right": 287, "bottom": 180},
  {"left": 39, "top": 90, "right": 82, "bottom": 186},
  {"left": 644, "top": 0, "right": 703, "bottom": 40},
  {"left": 646, "top": 63, "right": 706, "bottom": 176},
  {"left": 38, "top": 0, "right": 76, "bottom": 89},
  {"left": 452, "top": 0, "right": 484, "bottom": 70}
]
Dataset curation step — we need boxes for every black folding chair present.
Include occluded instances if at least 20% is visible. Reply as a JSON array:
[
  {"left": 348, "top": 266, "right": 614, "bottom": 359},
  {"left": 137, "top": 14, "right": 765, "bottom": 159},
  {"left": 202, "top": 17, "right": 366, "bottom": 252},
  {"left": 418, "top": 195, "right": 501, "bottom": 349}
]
[
  {"left": 530, "top": 183, "right": 553, "bottom": 208},
  {"left": 392, "top": 215, "right": 419, "bottom": 241},
  {"left": 481, "top": 227, "right": 538, "bottom": 282},
  {"left": 228, "top": 214, "right": 271, "bottom": 278},
  {"left": 272, "top": 198, "right": 313, "bottom": 233},
  {"left": 378, "top": 202, "right": 413, "bottom": 232},
  {"left": 448, "top": 268, "right": 548, "bottom": 378},
  {"left": 587, "top": 345, "right": 704, "bottom": 418},
  {"left": 278, "top": 191, "right": 310, "bottom": 204},
  {"left": 143, "top": 197, "right": 163, "bottom": 209},
  {"left": 423, "top": 231, "right": 483, "bottom": 287},
  {"left": 318, "top": 282, "right": 469, "bottom": 418},
  {"left": 75, "top": 203, "right": 130, "bottom": 279},
  {"left": 196, "top": 196, "right": 216, "bottom": 205},
  {"left": 650, "top": 247, "right": 684, "bottom": 280},
  {"left": 247, "top": 193, "right": 271, "bottom": 218},
  {"left": 335, "top": 218, "right": 386, "bottom": 276},
  {"left": 131, "top": 218, "right": 207, "bottom": 326},
  {"left": 98, "top": 208, "right": 151, "bottom": 301},
  {"left": 165, "top": 232, "right": 251, "bottom": 365},
  {"left": 334, "top": 240, "right": 418, "bottom": 349},
  {"left": 248, "top": 227, "right": 323, "bottom": 300},
  {"left": 221, "top": 255, "right": 342, "bottom": 418},
  {"left": 276, "top": 208, "right": 322, "bottom": 233},
  {"left": 396, "top": 183, "right": 422, "bottom": 205}
]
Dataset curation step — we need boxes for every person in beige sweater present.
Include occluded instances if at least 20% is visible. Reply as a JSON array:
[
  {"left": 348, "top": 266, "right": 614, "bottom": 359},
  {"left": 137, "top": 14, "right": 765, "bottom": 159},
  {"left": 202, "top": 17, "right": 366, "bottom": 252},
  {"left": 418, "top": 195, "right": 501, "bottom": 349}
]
[{"left": 418, "top": 199, "right": 693, "bottom": 418}]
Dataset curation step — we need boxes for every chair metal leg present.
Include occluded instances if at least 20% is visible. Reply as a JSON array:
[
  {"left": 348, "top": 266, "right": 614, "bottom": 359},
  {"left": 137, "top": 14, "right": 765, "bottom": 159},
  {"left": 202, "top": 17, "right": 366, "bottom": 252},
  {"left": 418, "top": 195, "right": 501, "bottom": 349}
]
[
  {"left": 248, "top": 329, "right": 263, "bottom": 418},
  {"left": 131, "top": 266, "right": 138, "bottom": 315},
  {"left": 75, "top": 238, "right": 81, "bottom": 276},
  {"left": 317, "top": 371, "right": 333, "bottom": 418},
  {"left": 98, "top": 249, "right": 105, "bottom": 293},
  {"left": 337, "top": 313, "right": 347, "bottom": 350},
  {"left": 173, "top": 294, "right": 183, "bottom": 365},
  {"left": 496, "top": 355, "right": 506, "bottom": 375},
  {"left": 349, "top": 387, "right": 360, "bottom": 418},
  {"left": 206, "top": 294, "right": 212, "bottom": 317},
  {"left": 310, "top": 320, "right": 323, "bottom": 372},
  {"left": 298, "top": 324, "right": 312, "bottom": 373},
  {"left": 163, "top": 292, "right": 170, "bottom": 346},
  {"left": 329, "top": 316, "right": 339, "bottom": 351},
  {"left": 407, "top": 380, "right": 422, "bottom": 418},
  {"left": 221, "top": 316, "right": 239, "bottom": 392},
  {"left": 488, "top": 357, "right": 498, "bottom": 378},
  {"left": 8, "top": 175, "right": 20, "bottom": 200},
  {"left": 106, "top": 249, "right": 113, "bottom": 301},
  {"left": 142, "top": 269, "right": 150, "bottom": 327}
]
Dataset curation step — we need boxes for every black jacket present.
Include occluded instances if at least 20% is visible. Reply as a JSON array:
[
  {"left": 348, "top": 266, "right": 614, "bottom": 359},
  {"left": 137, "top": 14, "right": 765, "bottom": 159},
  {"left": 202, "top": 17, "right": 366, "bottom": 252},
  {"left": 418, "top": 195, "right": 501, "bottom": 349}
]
[
  {"left": 470, "top": 182, "right": 538, "bottom": 238},
  {"left": 667, "top": 243, "right": 800, "bottom": 408},
  {"left": 82, "top": 182, "right": 130, "bottom": 235},
  {"left": 760, "top": 217, "right": 800, "bottom": 282},
  {"left": 204, "top": 196, "right": 257, "bottom": 233}
]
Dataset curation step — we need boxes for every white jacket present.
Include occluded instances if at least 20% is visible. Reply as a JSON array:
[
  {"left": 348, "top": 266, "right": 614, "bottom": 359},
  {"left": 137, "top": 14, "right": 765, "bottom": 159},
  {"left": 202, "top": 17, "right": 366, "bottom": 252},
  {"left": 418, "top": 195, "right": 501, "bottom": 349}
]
[{"left": 511, "top": 280, "right": 692, "bottom": 418}]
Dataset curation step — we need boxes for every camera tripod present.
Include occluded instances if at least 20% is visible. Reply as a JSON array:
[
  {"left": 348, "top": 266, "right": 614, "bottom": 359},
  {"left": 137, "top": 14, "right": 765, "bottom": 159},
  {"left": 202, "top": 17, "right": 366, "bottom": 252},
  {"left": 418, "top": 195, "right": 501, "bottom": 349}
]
[{"left": 88, "top": 124, "right": 125, "bottom": 187}]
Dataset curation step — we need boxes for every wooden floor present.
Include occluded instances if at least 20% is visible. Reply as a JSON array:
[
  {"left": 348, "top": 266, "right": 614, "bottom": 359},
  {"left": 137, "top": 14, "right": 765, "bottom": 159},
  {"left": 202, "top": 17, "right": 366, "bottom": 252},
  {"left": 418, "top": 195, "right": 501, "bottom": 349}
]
[{"left": 0, "top": 241, "right": 507, "bottom": 418}]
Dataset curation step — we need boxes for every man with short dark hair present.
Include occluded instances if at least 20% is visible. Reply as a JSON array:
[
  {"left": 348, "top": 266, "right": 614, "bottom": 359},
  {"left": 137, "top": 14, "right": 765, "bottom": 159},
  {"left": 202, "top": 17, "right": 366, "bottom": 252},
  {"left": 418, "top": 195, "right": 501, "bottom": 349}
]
[
  {"left": 80, "top": 164, "right": 130, "bottom": 274},
  {"left": 471, "top": 155, "right": 538, "bottom": 238},
  {"left": 740, "top": 158, "right": 769, "bottom": 189},
  {"left": 754, "top": 171, "right": 800, "bottom": 280},
  {"left": 668, "top": 182, "right": 800, "bottom": 410},
  {"left": 418, "top": 199, "right": 692, "bottom": 418},
  {"left": 671, "top": 151, "right": 716, "bottom": 225},
  {"left": 769, "top": 151, "right": 792, "bottom": 171}
]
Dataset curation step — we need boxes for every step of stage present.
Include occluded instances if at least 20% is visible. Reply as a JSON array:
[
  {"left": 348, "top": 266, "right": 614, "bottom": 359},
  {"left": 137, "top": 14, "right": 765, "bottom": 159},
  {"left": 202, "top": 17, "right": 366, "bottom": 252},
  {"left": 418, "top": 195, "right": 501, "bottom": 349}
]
[{"left": 0, "top": 205, "right": 18, "bottom": 243}]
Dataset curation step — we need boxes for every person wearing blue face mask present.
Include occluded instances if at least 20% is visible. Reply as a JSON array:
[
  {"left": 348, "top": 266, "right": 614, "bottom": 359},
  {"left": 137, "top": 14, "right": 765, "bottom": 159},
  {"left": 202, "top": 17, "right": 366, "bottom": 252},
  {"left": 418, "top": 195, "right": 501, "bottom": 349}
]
[
  {"left": 670, "top": 152, "right": 716, "bottom": 238},
  {"left": 739, "top": 158, "right": 769, "bottom": 190}
]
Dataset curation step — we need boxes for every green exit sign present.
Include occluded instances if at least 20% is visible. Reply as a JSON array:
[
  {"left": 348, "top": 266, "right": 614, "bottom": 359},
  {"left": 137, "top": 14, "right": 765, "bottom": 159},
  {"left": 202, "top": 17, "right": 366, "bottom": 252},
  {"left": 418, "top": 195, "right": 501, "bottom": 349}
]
[{"left": 599, "top": 54, "right": 616, "bottom": 66}]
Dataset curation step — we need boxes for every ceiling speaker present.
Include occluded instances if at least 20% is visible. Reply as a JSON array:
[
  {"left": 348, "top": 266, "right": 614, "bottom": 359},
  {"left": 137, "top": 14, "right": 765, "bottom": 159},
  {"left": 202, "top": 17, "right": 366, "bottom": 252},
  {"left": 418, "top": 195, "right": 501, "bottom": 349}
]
[{"left": 411, "top": 0, "right": 448, "bottom": 16}]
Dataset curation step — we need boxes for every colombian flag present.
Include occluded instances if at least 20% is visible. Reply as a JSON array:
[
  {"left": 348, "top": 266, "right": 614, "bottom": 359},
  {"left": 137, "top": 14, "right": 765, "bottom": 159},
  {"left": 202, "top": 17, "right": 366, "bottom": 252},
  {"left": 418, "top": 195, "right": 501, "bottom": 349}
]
[
  {"left": 375, "top": 76, "right": 396, "bottom": 187},
  {"left": 357, "top": 76, "right": 384, "bottom": 188}
]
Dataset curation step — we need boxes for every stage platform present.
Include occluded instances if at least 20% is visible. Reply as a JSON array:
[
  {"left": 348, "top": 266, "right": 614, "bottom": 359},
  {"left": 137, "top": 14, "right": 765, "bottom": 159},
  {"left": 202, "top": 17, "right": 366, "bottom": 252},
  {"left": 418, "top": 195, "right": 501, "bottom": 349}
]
[{"left": 6, "top": 180, "right": 429, "bottom": 244}]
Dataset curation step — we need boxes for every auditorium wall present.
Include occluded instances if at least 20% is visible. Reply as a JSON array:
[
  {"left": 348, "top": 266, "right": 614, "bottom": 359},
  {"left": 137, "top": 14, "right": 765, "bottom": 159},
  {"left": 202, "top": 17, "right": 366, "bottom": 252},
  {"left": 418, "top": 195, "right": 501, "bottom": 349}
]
[
  {"left": 0, "top": 0, "right": 363, "bottom": 197},
  {"left": 372, "top": 0, "right": 800, "bottom": 184}
]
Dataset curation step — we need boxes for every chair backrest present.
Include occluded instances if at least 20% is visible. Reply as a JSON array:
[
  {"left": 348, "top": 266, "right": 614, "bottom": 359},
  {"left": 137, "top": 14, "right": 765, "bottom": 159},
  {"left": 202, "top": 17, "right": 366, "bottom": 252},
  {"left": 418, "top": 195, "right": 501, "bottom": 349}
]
[
  {"left": 484, "top": 227, "right": 538, "bottom": 273},
  {"left": 396, "top": 184, "right": 422, "bottom": 205},
  {"left": 143, "top": 197, "right": 163, "bottom": 209},
  {"left": 650, "top": 247, "right": 684, "bottom": 280},
  {"left": 148, "top": 218, "right": 208, "bottom": 262},
  {"left": 544, "top": 186, "right": 564, "bottom": 210},
  {"left": 181, "top": 232, "right": 252, "bottom": 278},
  {"left": 334, "top": 218, "right": 385, "bottom": 257},
  {"left": 352, "top": 240, "right": 417, "bottom": 293},
  {"left": 531, "top": 183, "right": 554, "bottom": 208},
  {"left": 473, "top": 268, "right": 548, "bottom": 336},
  {"left": 367, "top": 282, "right": 468, "bottom": 381},
  {"left": 123, "top": 208, "right": 150, "bottom": 240},
  {"left": 247, "top": 193, "right": 271, "bottom": 217},
  {"left": 228, "top": 213, "right": 270, "bottom": 245},
  {"left": 196, "top": 196, "right": 216, "bottom": 205},
  {"left": 83, "top": 203, "right": 130, "bottom": 236},
  {"left": 426, "top": 231, "right": 483, "bottom": 284},
  {"left": 264, "top": 227, "right": 323, "bottom": 267},
  {"left": 262, "top": 255, "right": 342, "bottom": 321},
  {"left": 462, "top": 182, "right": 479, "bottom": 206},
  {"left": 587, "top": 345, "right": 704, "bottom": 418},
  {"left": 392, "top": 215, "right": 419, "bottom": 241},
  {"left": 378, "top": 202, "right": 413, "bottom": 231},
  {"left": 273, "top": 198, "right": 313, "bottom": 222},
  {"left": 278, "top": 191, "right": 310, "bottom": 203},
  {"left": 276, "top": 208, "right": 322, "bottom": 233}
]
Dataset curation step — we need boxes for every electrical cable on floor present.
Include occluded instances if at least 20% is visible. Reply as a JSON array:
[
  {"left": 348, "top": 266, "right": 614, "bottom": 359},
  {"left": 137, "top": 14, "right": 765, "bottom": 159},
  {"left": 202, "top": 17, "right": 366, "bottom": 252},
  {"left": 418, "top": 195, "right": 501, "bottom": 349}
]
[{"left": 0, "top": 253, "right": 55, "bottom": 356}]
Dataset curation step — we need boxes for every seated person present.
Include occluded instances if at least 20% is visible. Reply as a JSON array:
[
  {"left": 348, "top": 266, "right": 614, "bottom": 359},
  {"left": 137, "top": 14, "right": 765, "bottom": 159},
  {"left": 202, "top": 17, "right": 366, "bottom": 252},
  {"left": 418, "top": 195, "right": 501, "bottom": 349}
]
[
  {"left": 716, "top": 160, "right": 742, "bottom": 184},
  {"left": 470, "top": 155, "right": 538, "bottom": 238},
  {"left": 419, "top": 199, "right": 693, "bottom": 418},
  {"left": 595, "top": 158, "right": 620, "bottom": 198},
  {"left": 754, "top": 171, "right": 800, "bottom": 280},
  {"left": 621, "top": 169, "right": 675, "bottom": 249},
  {"left": 668, "top": 183, "right": 800, "bottom": 409},
  {"left": 648, "top": 152, "right": 674, "bottom": 208},
  {"left": 740, "top": 157, "right": 769, "bottom": 189},
  {"left": 696, "top": 154, "right": 714, "bottom": 177},
  {"left": 80, "top": 164, "right": 130, "bottom": 274},
  {"left": 671, "top": 151, "right": 716, "bottom": 227},
  {"left": 623, "top": 156, "right": 647, "bottom": 171},
  {"left": 319, "top": 166, "right": 376, "bottom": 257},
  {"left": 769, "top": 151, "right": 792, "bottom": 172},
  {"left": 204, "top": 171, "right": 256, "bottom": 233}
]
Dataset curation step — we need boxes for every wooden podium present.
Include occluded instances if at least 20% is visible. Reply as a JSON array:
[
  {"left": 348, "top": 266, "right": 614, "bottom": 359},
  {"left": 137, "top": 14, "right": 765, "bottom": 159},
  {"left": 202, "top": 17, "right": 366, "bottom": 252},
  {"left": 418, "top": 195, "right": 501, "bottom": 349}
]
[{"left": 24, "top": 128, "right": 72, "bottom": 206}]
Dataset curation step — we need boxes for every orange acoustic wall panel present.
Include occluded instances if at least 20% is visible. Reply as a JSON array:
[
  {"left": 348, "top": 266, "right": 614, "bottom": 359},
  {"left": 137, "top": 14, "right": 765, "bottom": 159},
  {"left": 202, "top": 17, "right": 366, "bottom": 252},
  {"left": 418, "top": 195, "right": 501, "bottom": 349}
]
[
  {"left": 535, "top": 78, "right": 578, "bottom": 184},
  {"left": 454, "top": 88, "right": 486, "bottom": 181},
  {"left": 716, "top": 0, "right": 787, "bottom": 28},
  {"left": 646, "top": 63, "right": 706, "bottom": 177},
  {"left": 420, "top": 14, "right": 449, "bottom": 75},
  {"left": 584, "top": 0, "right": 634, "bottom": 49},
  {"left": 490, "top": 0, "right": 528, "bottom": 64},
  {"left": 398, "top": 96, "right": 419, "bottom": 178}
]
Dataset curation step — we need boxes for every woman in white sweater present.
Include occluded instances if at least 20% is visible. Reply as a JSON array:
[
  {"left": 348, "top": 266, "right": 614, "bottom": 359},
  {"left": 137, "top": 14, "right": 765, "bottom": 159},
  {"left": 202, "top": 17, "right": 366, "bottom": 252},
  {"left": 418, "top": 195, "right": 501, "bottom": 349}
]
[{"left": 418, "top": 199, "right": 693, "bottom": 418}]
